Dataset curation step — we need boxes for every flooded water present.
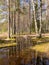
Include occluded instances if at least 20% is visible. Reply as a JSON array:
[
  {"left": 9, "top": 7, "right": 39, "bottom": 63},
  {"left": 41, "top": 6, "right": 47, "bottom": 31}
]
[
  {"left": 0, "top": 35, "right": 49, "bottom": 65},
  {"left": 0, "top": 47, "right": 49, "bottom": 65},
  {"left": 0, "top": 48, "right": 9, "bottom": 65}
]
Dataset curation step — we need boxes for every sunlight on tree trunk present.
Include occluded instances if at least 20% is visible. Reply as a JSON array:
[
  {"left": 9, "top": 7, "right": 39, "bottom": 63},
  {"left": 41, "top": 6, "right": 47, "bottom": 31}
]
[
  {"left": 32, "top": 0, "right": 38, "bottom": 35},
  {"left": 45, "top": 0, "right": 48, "bottom": 32}
]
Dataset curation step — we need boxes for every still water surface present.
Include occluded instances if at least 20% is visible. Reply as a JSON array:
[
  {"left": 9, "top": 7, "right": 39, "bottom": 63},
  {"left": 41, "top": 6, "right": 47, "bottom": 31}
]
[{"left": 0, "top": 47, "right": 49, "bottom": 65}]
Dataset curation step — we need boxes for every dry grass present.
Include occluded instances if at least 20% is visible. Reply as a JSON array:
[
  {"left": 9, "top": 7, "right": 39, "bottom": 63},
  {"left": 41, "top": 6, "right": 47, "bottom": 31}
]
[
  {"left": 30, "top": 42, "right": 49, "bottom": 53},
  {"left": 0, "top": 43, "right": 16, "bottom": 48}
]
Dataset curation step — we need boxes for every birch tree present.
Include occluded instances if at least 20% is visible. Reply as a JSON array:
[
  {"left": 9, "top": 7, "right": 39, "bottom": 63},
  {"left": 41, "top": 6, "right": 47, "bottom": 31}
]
[
  {"left": 39, "top": 0, "right": 42, "bottom": 37},
  {"left": 32, "top": 0, "right": 38, "bottom": 35},
  {"left": 45, "top": 0, "right": 48, "bottom": 32}
]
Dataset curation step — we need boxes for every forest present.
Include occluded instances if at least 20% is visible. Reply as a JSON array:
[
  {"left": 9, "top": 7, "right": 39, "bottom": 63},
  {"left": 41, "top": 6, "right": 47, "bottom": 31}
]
[{"left": 0, "top": 0, "right": 49, "bottom": 65}]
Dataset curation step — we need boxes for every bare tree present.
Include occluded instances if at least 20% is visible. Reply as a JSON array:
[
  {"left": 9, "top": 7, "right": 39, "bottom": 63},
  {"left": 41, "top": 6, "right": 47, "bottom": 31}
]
[
  {"left": 39, "top": 0, "right": 42, "bottom": 37},
  {"left": 29, "top": 0, "right": 31, "bottom": 34},
  {"left": 32, "top": 0, "right": 38, "bottom": 35},
  {"left": 8, "top": 0, "right": 11, "bottom": 38},
  {"left": 13, "top": 0, "right": 16, "bottom": 35},
  {"left": 45, "top": 0, "right": 48, "bottom": 32}
]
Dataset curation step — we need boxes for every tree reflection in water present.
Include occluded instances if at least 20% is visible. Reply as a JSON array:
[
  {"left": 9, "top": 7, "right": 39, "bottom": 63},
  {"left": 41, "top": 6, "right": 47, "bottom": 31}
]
[{"left": 0, "top": 47, "right": 49, "bottom": 65}]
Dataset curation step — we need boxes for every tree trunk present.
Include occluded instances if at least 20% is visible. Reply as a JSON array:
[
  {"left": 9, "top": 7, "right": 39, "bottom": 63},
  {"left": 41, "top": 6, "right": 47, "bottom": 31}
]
[
  {"left": 11, "top": 12, "right": 14, "bottom": 35},
  {"left": 32, "top": 0, "right": 38, "bottom": 35},
  {"left": 17, "top": 0, "right": 20, "bottom": 34},
  {"left": 45, "top": 0, "right": 48, "bottom": 32},
  {"left": 22, "top": 0, "right": 25, "bottom": 34},
  {"left": 13, "top": 0, "right": 16, "bottom": 35},
  {"left": 39, "top": 0, "right": 42, "bottom": 38},
  {"left": 14, "top": 11, "right": 16, "bottom": 35},
  {"left": 29, "top": 0, "right": 31, "bottom": 34},
  {"left": 8, "top": 0, "right": 11, "bottom": 38}
]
